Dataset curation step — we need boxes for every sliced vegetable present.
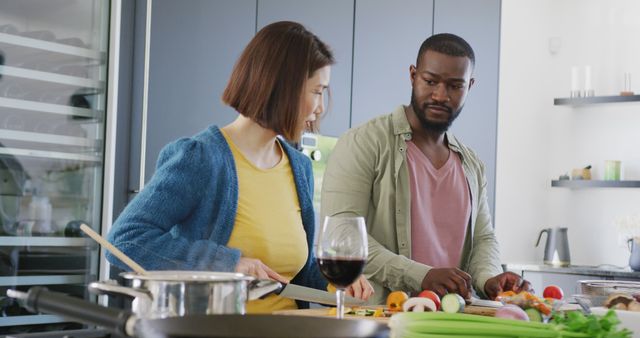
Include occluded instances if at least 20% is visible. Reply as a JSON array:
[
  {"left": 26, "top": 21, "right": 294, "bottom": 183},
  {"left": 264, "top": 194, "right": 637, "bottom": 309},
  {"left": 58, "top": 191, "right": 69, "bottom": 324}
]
[
  {"left": 402, "top": 297, "right": 437, "bottom": 312},
  {"left": 494, "top": 304, "right": 530, "bottom": 321},
  {"left": 542, "top": 285, "right": 564, "bottom": 300},
  {"left": 441, "top": 293, "right": 465, "bottom": 313},
  {"left": 525, "top": 307, "right": 543, "bottom": 322},
  {"left": 386, "top": 291, "right": 409, "bottom": 312},
  {"left": 417, "top": 290, "right": 441, "bottom": 310}
]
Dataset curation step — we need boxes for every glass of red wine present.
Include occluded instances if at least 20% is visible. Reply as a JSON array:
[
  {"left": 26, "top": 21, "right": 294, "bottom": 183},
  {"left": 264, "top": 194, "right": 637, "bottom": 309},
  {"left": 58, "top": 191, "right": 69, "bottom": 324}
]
[{"left": 315, "top": 216, "right": 368, "bottom": 319}]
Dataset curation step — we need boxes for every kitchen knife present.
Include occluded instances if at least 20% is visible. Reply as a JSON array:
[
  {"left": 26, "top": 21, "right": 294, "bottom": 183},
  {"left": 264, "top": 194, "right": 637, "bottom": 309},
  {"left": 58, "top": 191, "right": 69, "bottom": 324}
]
[
  {"left": 277, "top": 283, "right": 367, "bottom": 306},
  {"left": 467, "top": 296, "right": 503, "bottom": 308}
]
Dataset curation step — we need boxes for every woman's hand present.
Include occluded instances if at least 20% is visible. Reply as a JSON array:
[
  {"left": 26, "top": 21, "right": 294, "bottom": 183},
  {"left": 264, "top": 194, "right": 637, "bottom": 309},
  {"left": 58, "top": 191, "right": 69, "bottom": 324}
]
[
  {"left": 345, "top": 275, "right": 374, "bottom": 300},
  {"left": 235, "top": 257, "right": 290, "bottom": 284}
]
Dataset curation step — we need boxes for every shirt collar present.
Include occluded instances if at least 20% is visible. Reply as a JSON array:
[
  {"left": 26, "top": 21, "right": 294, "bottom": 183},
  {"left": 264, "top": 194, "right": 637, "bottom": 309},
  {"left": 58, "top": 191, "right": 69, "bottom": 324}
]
[{"left": 392, "top": 104, "right": 463, "bottom": 154}]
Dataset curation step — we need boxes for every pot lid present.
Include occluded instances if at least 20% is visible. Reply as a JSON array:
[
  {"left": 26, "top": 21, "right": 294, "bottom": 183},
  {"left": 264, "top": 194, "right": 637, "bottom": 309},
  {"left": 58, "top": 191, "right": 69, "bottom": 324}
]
[{"left": 120, "top": 271, "right": 255, "bottom": 282}]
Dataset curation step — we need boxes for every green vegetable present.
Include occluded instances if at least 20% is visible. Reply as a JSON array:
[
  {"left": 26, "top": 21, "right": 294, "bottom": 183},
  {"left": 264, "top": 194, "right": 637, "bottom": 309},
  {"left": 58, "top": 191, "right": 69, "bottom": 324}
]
[
  {"left": 525, "top": 308, "right": 543, "bottom": 322},
  {"left": 551, "top": 309, "right": 632, "bottom": 338},
  {"left": 441, "top": 293, "right": 465, "bottom": 313},
  {"left": 390, "top": 310, "right": 632, "bottom": 338}
]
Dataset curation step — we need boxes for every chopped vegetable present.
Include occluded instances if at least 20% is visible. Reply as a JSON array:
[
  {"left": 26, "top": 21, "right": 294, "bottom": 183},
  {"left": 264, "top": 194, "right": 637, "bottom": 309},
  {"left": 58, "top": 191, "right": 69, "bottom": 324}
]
[
  {"left": 494, "top": 304, "right": 529, "bottom": 321},
  {"left": 525, "top": 307, "right": 543, "bottom": 322},
  {"left": 386, "top": 291, "right": 409, "bottom": 312},
  {"left": 417, "top": 290, "right": 441, "bottom": 310},
  {"left": 402, "top": 297, "right": 437, "bottom": 312},
  {"left": 441, "top": 293, "right": 465, "bottom": 313}
]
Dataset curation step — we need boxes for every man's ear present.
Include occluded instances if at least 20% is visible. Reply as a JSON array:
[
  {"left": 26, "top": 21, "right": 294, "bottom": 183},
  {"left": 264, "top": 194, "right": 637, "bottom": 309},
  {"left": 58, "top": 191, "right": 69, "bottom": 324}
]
[
  {"left": 409, "top": 65, "right": 417, "bottom": 85},
  {"left": 468, "top": 77, "right": 475, "bottom": 90}
]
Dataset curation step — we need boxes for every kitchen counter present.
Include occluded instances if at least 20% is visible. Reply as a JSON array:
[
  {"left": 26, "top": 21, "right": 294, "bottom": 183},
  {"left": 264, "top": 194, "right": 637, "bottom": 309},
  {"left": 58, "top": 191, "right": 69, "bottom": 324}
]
[{"left": 505, "top": 263, "right": 640, "bottom": 279}]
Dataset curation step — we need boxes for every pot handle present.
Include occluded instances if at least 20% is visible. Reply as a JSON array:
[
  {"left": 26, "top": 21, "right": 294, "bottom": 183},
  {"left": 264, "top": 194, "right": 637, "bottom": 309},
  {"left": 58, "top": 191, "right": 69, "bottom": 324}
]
[
  {"left": 248, "top": 279, "right": 282, "bottom": 300},
  {"left": 88, "top": 281, "right": 152, "bottom": 303},
  {"left": 7, "top": 287, "right": 136, "bottom": 337}
]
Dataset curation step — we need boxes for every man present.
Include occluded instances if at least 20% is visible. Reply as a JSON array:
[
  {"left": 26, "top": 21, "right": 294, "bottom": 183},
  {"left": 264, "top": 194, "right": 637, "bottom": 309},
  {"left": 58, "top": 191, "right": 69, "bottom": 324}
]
[{"left": 320, "top": 33, "right": 531, "bottom": 305}]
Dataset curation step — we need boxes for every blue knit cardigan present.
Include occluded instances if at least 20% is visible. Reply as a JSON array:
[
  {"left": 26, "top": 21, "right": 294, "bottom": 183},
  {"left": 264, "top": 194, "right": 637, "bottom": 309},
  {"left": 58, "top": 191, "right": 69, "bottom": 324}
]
[{"left": 106, "top": 126, "right": 327, "bottom": 305}]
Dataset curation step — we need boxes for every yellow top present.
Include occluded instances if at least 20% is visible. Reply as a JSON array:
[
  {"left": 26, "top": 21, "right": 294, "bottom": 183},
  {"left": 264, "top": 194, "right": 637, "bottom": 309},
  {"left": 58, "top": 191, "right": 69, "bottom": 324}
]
[{"left": 222, "top": 130, "right": 308, "bottom": 313}]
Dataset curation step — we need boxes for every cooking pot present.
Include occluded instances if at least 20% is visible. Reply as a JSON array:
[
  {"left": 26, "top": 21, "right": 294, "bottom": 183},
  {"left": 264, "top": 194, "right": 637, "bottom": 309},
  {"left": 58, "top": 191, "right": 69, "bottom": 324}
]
[
  {"left": 88, "top": 271, "right": 281, "bottom": 318},
  {"left": 8, "top": 287, "right": 388, "bottom": 338}
]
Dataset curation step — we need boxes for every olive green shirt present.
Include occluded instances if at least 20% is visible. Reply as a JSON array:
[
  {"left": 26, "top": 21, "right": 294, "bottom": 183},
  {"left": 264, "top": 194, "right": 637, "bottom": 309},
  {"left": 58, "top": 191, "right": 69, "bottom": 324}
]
[{"left": 320, "top": 105, "right": 502, "bottom": 305}]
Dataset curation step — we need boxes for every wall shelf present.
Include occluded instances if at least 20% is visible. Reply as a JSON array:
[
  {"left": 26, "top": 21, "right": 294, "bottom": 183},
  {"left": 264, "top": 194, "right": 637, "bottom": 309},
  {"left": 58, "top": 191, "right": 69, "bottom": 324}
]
[
  {"left": 554, "top": 95, "right": 640, "bottom": 106},
  {"left": 551, "top": 180, "right": 640, "bottom": 188}
]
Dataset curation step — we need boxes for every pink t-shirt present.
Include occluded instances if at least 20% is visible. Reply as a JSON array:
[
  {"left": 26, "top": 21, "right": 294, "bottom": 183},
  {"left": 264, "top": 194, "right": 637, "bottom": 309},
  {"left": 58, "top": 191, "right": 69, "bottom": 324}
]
[{"left": 406, "top": 141, "right": 471, "bottom": 268}]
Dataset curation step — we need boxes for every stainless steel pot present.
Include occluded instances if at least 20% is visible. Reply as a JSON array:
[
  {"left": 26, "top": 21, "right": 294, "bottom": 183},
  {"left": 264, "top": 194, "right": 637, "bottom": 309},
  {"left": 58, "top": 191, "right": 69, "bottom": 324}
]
[{"left": 89, "top": 271, "right": 281, "bottom": 318}]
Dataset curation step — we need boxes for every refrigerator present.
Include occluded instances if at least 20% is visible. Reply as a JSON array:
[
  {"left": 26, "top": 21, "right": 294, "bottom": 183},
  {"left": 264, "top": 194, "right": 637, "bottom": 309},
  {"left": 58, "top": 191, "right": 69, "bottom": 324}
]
[{"left": 0, "top": 0, "right": 119, "bottom": 334}]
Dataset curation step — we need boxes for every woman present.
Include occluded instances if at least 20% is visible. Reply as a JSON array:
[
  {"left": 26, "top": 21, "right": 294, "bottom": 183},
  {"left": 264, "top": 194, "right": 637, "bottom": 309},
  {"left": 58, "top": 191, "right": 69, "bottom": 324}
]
[{"left": 106, "top": 21, "right": 373, "bottom": 313}]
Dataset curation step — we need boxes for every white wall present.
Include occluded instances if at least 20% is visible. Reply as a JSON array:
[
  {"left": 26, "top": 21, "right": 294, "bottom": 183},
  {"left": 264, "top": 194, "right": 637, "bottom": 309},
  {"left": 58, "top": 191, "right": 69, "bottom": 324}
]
[{"left": 496, "top": 0, "right": 640, "bottom": 267}]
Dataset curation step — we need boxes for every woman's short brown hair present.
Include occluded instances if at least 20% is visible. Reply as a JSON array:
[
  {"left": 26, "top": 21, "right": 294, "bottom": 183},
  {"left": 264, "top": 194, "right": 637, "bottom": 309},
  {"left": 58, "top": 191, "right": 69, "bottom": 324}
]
[{"left": 222, "top": 21, "right": 334, "bottom": 141}]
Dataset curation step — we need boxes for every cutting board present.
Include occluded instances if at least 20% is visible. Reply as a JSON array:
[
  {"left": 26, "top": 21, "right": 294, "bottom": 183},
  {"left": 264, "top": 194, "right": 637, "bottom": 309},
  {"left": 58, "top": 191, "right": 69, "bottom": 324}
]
[{"left": 274, "top": 305, "right": 497, "bottom": 324}]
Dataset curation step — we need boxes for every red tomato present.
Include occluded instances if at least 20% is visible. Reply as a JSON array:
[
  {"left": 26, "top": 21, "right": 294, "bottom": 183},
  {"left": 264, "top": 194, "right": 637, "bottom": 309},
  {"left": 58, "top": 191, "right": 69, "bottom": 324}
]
[
  {"left": 418, "top": 290, "right": 441, "bottom": 310},
  {"left": 542, "top": 285, "right": 564, "bottom": 300}
]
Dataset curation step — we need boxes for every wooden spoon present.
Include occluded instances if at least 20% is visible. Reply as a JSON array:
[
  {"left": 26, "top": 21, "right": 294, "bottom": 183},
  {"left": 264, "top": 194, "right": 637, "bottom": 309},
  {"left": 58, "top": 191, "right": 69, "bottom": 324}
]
[{"left": 80, "top": 223, "right": 148, "bottom": 275}]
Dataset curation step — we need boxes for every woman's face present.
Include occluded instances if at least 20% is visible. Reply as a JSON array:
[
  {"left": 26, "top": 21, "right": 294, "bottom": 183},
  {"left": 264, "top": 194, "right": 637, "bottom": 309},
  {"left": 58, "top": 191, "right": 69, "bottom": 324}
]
[{"left": 301, "top": 65, "right": 331, "bottom": 132}]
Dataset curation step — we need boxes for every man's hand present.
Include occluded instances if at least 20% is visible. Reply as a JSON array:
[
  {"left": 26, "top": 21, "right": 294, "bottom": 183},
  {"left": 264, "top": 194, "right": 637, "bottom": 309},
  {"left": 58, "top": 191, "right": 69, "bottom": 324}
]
[
  {"left": 345, "top": 275, "right": 374, "bottom": 300},
  {"left": 483, "top": 272, "right": 533, "bottom": 300},
  {"left": 235, "top": 257, "right": 290, "bottom": 284},
  {"left": 421, "top": 268, "right": 472, "bottom": 299}
]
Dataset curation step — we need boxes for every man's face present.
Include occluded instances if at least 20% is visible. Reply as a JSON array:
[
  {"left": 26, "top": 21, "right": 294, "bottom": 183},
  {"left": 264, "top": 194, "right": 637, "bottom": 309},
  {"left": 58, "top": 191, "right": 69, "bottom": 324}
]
[{"left": 410, "top": 50, "right": 474, "bottom": 133}]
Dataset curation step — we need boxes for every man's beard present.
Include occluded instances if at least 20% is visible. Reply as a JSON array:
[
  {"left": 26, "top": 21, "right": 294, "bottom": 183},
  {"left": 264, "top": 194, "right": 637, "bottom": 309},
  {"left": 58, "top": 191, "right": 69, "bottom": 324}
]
[{"left": 410, "top": 92, "right": 462, "bottom": 133}]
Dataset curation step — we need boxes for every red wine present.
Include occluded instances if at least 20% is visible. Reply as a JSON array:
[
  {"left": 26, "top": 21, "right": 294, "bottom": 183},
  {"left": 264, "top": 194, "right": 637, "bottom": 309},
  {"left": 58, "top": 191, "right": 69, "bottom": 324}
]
[{"left": 316, "top": 258, "right": 366, "bottom": 288}]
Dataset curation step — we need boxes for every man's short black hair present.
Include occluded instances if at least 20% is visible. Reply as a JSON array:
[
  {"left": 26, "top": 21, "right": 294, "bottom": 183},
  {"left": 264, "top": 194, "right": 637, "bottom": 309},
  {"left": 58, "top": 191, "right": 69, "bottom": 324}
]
[{"left": 416, "top": 33, "right": 475, "bottom": 67}]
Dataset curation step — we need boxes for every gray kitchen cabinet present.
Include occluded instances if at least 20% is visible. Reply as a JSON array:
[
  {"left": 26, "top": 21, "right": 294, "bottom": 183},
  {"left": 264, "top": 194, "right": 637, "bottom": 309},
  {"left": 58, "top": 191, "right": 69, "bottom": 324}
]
[
  {"left": 518, "top": 271, "right": 608, "bottom": 296},
  {"left": 131, "top": 0, "right": 256, "bottom": 188},
  {"left": 433, "top": 0, "right": 501, "bottom": 216},
  {"left": 257, "top": 0, "right": 354, "bottom": 138},
  {"left": 350, "top": 0, "right": 434, "bottom": 129}
]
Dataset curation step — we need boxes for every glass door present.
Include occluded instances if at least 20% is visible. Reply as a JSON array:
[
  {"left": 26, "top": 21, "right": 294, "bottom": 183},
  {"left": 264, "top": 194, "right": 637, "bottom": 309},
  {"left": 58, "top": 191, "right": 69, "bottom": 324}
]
[{"left": 0, "top": 0, "right": 112, "bottom": 333}]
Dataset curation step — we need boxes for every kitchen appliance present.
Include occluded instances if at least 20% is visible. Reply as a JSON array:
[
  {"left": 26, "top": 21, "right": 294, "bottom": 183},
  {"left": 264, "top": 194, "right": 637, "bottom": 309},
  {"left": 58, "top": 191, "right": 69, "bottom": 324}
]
[
  {"left": 535, "top": 227, "right": 571, "bottom": 267},
  {"left": 87, "top": 271, "right": 281, "bottom": 318},
  {"left": 8, "top": 287, "right": 389, "bottom": 338},
  {"left": 0, "top": 0, "right": 116, "bottom": 333}
]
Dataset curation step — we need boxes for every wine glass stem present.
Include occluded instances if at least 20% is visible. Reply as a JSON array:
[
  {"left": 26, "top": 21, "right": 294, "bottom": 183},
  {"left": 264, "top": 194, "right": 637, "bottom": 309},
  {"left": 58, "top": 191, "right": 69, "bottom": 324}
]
[{"left": 336, "top": 288, "right": 345, "bottom": 319}]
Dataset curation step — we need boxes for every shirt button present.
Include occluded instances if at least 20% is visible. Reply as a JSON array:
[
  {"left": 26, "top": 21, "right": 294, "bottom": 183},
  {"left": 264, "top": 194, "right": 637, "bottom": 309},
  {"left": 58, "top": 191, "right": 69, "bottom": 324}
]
[
  {"left": 399, "top": 147, "right": 405, "bottom": 152},
  {"left": 400, "top": 242, "right": 406, "bottom": 247},
  {"left": 404, "top": 133, "right": 412, "bottom": 141}
]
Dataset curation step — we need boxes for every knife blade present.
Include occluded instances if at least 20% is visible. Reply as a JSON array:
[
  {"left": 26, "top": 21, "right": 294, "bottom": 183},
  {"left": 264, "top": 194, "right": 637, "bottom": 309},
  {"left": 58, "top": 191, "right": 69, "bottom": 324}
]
[
  {"left": 277, "top": 283, "right": 366, "bottom": 306},
  {"left": 467, "top": 296, "right": 503, "bottom": 308}
]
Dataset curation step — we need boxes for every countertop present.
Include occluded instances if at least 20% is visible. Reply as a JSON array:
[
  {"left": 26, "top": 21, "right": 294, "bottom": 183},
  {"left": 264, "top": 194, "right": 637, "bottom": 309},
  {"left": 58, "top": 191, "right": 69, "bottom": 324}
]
[{"left": 504, "top": 263, "right": 640, "bottom": 279}]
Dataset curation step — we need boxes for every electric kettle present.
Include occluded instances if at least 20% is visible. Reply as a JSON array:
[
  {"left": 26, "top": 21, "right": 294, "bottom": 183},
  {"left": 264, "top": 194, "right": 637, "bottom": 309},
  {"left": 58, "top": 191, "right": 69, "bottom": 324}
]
[{"left": 535, "top": 227, "right": 571, "bottom": 267}]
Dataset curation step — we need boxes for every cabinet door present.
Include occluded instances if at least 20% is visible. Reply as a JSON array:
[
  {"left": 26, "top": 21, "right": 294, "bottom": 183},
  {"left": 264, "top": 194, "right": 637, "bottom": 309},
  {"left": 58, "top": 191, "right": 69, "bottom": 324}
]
[
  {"left": 433, "top": 0, "right": 501, "bottom": 216},
  {"left": 257, "top": 0, "right": 354, "bottom": 138},
  {"left": 135, "top": 0, "right": 256, "bottom": 186},
  {"left": 351, "top": 0, "right": 434, "bottom": 128}
]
